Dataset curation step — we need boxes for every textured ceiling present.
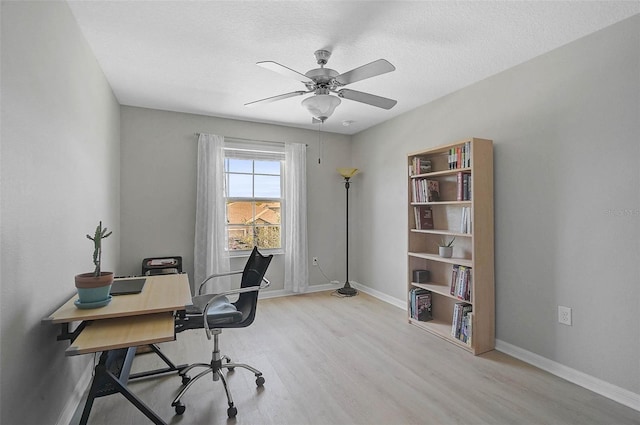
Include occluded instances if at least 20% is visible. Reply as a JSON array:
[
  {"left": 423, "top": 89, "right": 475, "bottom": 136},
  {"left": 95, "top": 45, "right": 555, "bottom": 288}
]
[{"left": 67, "top": 1, "right": 639, "bottom": 135}]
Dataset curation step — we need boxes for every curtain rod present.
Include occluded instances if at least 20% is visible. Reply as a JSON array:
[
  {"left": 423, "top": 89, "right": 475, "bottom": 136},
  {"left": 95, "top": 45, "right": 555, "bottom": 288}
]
[{"left": 194, "top": 133, "right": 308, "bottom": 147}]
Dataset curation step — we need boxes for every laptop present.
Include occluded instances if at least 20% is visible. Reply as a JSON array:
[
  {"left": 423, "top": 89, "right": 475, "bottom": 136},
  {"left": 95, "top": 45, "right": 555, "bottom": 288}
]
[{"left": 110, "top": 277, "right": 146, "bottom": 296}]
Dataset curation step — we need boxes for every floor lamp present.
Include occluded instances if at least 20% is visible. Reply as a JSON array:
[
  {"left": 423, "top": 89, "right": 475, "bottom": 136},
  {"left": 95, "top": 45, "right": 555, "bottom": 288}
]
[{"left": 337, "top": 168, "right": 359, "bottom": 297}]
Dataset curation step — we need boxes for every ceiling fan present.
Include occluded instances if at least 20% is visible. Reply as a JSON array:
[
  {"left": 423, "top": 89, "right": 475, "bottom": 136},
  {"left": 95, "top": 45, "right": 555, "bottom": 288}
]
[{"left": 245, "top": 50, "right": 397, "bottom": 122}]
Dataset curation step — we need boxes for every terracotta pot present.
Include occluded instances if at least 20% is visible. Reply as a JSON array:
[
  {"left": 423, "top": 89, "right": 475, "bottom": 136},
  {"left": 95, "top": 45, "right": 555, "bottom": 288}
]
[
  {"left": 75, "top": 272, "right": 114, "bottom": 304},
  {"left": 75, "top": 272, "right": 114, "bottom": 288}
]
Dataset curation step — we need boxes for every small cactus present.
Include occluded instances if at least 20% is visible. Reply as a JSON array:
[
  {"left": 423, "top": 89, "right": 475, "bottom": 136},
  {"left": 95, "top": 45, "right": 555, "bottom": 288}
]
[{"left": 86, "top": 221, "right": 112, "bottom": 277}]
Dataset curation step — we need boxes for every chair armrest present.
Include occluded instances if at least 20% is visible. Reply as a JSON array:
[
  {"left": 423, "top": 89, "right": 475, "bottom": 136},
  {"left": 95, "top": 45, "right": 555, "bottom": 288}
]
[
  {"left": 198, "top": 270, "right": 244, "bottom": 295},
  {"left": 261, "top": 277, "right": 271, "bottom": 290}
]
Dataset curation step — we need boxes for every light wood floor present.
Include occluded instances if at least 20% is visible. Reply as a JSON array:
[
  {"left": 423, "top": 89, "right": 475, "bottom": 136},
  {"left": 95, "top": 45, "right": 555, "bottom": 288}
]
[{"left": 70, "top": 291, "right": 640, "bottom": 425}]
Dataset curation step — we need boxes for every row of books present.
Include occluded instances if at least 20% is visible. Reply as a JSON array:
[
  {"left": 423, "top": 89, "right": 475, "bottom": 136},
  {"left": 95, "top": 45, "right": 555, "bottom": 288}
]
[
  {"left": 456, "top": 171, "right": 471, "bottom": 201},
  {"left": 408, "top": 157, "right": 432, "bottom": 176},
  {"left": 409, "top": 288, "right": 432, "bottom": 322},
  {"left": 412, "top": 173, "right": 470, "bottom": 204},
  {"left": 452, "top": 303, "right": 472, "bottom": 345},
  {"left": 449, "top": 142, "right": 471, "bottom": 169},
  {"left": 450, "top": 265, "right": 472, "bottom": 301},
  {"left": 411, "top": 179, "right": 439, "bottom": 203}
]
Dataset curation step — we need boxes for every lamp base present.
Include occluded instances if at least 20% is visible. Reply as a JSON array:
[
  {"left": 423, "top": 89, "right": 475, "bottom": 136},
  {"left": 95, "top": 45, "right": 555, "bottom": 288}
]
[{"left": 337, "top": 282, "right": 358, "bottom": 297}]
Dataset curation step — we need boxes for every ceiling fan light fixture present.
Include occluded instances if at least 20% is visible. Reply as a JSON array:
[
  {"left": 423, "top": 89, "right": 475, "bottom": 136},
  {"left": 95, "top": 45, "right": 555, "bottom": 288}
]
[{"left": 302, "top": 94, "right": 341, "bottom": 122}]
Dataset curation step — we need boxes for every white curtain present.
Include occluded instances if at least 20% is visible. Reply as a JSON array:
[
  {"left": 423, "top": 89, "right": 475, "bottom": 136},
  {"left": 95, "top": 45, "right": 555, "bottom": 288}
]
[
  {"left": 284, "top": 142, "right": 308, "bottom": 293},
  {"left": 194, "top": 133, "right": 230, "bottom": 292}
]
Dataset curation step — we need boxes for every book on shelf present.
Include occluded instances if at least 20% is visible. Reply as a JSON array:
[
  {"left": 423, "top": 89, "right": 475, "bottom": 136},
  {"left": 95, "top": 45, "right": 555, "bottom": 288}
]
[
  {"left": 450, "top": 265, "right": 459, "bottom": 295},
  {"left": 456, "top": 172, "right": 471, "bottom": 201},
  {"left": 451, "top": 302, "right": 472, "bottom": 340},
  {"left": 409, "top": 288, "right": 432, "bottom": 322},
  {"left": 416, "top": 292, "right": 432, "bottom": 322},
  {"left": 460, "top": 207, "right": 472, "bottom": 234},
  {"left": 450, "top": 265, "right": 471, "bottom": 301},
  {"left": 414, "top": 206, "right": 434, "bottom": 230},
  {"left": 460, "top": 312, "right": 473, "bottom": 345},
  {"left": 464, "top": 172, "right": 471, "bottom": 199},
  {"left": 426, "top": 180, "right": 440, "bottom": 202},
  {"left": 409, "top": 157, "right": 432, "bottom": 176},
  {"left": 457, "top": 266, "right": 471, "bottom": 301}
]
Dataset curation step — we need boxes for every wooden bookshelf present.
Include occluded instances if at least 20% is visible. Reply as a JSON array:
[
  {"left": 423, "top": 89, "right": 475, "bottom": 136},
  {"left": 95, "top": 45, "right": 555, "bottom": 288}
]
[{"left": 407, "top": 138, "right": 494, "bottom": 355}]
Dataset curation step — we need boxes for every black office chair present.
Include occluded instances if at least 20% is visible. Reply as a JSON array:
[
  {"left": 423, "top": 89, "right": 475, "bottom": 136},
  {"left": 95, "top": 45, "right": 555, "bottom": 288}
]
[{"left": 172, "top": 246, "right": 273, "bottom": 418}]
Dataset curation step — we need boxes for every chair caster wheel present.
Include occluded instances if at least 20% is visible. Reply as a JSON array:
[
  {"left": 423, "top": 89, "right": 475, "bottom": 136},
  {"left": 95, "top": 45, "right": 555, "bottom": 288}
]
[
  {"left": 174, "top": 402, "right": 186, "bottom": 415},
  {"left": 256, "top": 376, "right": 265, "bottom": 386},
  {"left": 181, "top": 375, "right": 191, "bottom": 386},
  {"left": 227, "top": 406, "right": 237, "bottom": 418}
]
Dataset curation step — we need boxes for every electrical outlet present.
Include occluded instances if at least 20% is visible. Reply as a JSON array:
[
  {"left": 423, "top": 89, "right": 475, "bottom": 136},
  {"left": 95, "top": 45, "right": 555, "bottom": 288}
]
[
  {"left": 312, "top": 257, "right": 318, "bottom": 266},
  {"left": 558, "top": 306, "right": 572, "bottom": 326}
]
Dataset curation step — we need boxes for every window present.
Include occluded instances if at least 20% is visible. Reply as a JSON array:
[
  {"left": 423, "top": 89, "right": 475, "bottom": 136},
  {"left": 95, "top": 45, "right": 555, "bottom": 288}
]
[{"left": 224, "top": 143, "right": 284, "bottom": 254}]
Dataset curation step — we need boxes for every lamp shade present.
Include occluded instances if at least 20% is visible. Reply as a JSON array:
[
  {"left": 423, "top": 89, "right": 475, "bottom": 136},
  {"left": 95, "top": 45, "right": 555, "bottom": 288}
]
[
  {"left": 337, "top": 168, "right": 359, "bottom": 179},
  {"left": 302, "top": 94, "right": 341, "bottom": 121}
]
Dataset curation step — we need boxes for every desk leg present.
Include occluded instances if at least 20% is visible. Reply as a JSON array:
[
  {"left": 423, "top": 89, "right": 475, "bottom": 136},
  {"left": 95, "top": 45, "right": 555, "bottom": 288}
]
[
  {"left": 79, "top": 348, "right": 167, "bottom": 425},
  {"left": 129, "top": 344, "right": 187, "bottom": 380}
]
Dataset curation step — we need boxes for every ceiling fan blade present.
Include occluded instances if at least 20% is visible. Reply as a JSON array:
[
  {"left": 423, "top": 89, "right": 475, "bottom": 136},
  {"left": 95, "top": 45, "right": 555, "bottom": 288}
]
[
  {"left": 244, "top": 91, "right": 309, "bottom": 107},
  {"left": 335, "top": 59, "right": 395, "bottom": 86},
  {"left": 337, "top": 89, "right": 397, "bottom": 110},
  {"left": 257, "top": 61, "right": 312, "bottom": 83}
]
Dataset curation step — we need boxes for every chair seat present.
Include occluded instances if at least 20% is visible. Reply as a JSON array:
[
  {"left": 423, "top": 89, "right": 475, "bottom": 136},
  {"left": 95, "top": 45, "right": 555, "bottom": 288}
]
[
  {"left": 185, "top": 295, "right": 243, "bottom": 327},
  {"left": 206, "top": 298, "right": 243, "bottom": 326}
]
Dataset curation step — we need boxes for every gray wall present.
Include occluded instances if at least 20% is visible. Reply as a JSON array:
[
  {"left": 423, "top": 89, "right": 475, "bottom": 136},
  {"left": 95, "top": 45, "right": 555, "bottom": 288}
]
[
  {"left": 0, "top": 1, "right": 121, "bottom": 424},
  {"left": 1, "top": 2, "right": 637, "bottom": 422},
  {"left": 351, "top": 15, "right": 639, "bottom": 395},
  {"left": 120, "top": 106, "right": 351, "bottom": 293}
]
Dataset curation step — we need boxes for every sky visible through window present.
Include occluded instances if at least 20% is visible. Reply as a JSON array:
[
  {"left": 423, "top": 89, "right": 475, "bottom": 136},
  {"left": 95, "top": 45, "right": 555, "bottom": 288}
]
[{"left": 226, "top": 159, "right": 281, "bottom": 198}]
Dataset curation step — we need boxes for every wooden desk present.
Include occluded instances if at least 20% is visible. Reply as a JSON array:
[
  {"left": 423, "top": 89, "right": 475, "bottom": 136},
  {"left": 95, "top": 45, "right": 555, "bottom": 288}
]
[
  {"left": 44, "top": 274, "right": 192, "bottom": 425},
  {"left": 45, "top": 273, "right": 191, "bottom": 324}
]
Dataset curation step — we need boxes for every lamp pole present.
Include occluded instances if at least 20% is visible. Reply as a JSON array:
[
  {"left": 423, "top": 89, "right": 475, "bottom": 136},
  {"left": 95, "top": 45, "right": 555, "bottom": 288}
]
[{"left": 337, "top": 175, "right": 357, "bottom": 297}]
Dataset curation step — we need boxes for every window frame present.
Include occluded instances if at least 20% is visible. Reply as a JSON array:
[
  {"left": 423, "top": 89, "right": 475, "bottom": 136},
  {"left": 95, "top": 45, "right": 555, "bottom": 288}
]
[{"left": 223, "top": 146, "right": 285, "bottom": 257}]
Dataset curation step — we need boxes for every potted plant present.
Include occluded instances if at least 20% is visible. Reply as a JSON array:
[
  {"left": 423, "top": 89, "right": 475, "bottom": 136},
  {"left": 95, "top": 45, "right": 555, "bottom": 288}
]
[
  {"left": 438, "top": 236, "right": 455, "bottom": 258},
  {"left": 74, "top": 221, "right": 114, "bottom": 307}
]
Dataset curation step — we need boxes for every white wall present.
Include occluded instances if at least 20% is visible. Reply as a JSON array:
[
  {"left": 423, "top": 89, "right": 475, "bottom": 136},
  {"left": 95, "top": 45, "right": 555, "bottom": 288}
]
[
  {"left": 119, "top": 106, "right": 351, "bottom": 293},
  {"left": 351, "top": 15, "right": 639, "bottom": 396},
  {"left": 0, "top": 1, "right": 120, "bottom": 424}
]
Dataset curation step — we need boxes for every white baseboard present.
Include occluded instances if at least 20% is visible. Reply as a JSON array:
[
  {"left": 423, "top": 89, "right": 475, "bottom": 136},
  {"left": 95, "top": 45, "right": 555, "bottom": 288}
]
[
  {"left": 351, "top": 281, "right": 406, "bottom": 310},
  {"left": 56, "top": 360, "right": 93, "bottom": 425},
  {"left": 259, "top": 282, "right": 341, "bottom": 299},
  {"left": 350, "top": 281, "right": 640, "bottom": 413},
  {"left": 496, "top": 339, "right": 640, "bottom": 412}
]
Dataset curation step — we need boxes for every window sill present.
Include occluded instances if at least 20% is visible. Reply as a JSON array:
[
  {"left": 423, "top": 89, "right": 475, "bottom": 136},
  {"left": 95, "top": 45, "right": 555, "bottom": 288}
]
[{"left": 228, "top": 249, "right": 284, "bottom": 259}]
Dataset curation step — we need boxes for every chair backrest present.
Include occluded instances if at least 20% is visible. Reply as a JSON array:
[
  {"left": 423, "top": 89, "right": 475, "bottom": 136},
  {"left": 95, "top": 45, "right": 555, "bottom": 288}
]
[{"left": 234, "top": 246, "right": 273, "bottom": 326}]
